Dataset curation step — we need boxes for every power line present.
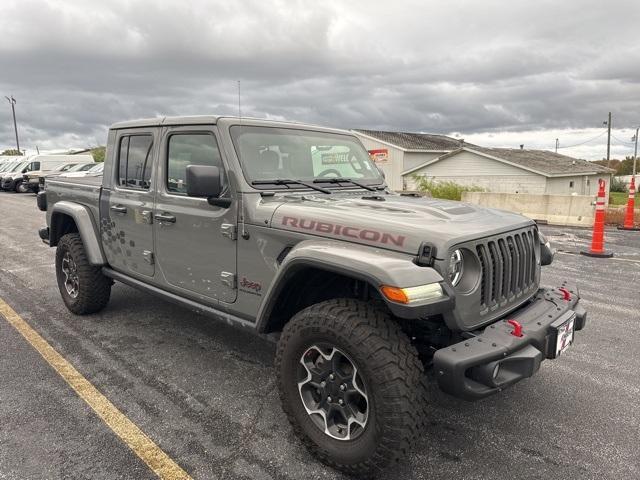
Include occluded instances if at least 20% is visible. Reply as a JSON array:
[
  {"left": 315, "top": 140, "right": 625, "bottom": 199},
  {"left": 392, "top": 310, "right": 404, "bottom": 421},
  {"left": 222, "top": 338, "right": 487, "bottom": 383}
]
[
  {"left": 611, "top": 133, "right": 636, "bottom": 145},
  {"left": 556, "top": 130, "right": 607, "bottom": 149}
]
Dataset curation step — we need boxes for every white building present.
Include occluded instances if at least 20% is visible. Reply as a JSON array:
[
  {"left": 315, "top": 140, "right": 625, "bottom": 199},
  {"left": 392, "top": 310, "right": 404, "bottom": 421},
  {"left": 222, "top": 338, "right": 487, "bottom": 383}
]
[{"left": 352, "top": 129, "right": 613, "bottom": 195}]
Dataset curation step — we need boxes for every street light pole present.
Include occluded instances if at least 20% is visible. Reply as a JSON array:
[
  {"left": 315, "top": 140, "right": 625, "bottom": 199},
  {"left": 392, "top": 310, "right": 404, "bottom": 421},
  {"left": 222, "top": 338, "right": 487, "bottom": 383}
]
[{"left": 4, "top": 95, "right": 20, "bottom": 153}]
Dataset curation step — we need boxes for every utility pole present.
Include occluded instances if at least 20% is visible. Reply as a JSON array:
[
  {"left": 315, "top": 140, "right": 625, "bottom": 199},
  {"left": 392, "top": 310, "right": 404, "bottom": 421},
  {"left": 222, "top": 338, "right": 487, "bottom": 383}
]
[
  {"left": 605, "top": 111, "right": 612, "bottom": 167},
  {"left": 4, "top": 95, "right": 20, "bottom": 153},
  {"left": 632, "top": 126, "right": 639, "bottom": 178},
  {"left": 555, "top": 138, "right": 559, "bottom": 153}
]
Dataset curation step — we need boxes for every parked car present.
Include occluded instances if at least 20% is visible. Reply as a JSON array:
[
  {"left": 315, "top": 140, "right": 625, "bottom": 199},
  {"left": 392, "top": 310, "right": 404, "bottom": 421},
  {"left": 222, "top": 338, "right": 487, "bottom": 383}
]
[
  {"left": 22, "top": 154, "right": 95, "bottom": 193},
  {"left": 36, "top": 162, "right": 99, "bottom": 191},
  {"left": 39, "top": 116, "right": 584, "bottom": 477},
  {"left": 58, "top": 162, "right": 104, "bottom": 178},
  {"left": 0, "top": 159, "right": 40, "bottom": 192}
]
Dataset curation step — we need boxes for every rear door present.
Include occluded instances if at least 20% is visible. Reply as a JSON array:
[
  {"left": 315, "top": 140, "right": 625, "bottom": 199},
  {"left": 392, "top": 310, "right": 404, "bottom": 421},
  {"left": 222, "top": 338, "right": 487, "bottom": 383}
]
[
  {"left": 153, "top": 125, "right": 238, "bottom": 304},
  {"left": 103, "top": 129, "right": 157, "bottom": 278}
]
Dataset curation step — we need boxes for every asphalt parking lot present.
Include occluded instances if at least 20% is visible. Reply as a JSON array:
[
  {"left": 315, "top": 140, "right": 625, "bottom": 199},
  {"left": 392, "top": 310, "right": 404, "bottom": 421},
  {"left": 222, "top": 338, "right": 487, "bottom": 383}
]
[{"left": 0, "top": 192, "right": 638, "bottom": 480}]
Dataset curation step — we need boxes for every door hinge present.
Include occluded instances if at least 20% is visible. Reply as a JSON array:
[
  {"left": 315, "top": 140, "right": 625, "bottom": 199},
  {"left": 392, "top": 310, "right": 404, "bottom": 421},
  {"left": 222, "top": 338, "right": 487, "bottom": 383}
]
[
  {"left": 220, "top": 271, "right": 236, "bottom": 289},
  {"left": 221, "top": 223, "right": 237, "bottom": 241},
  {"left": 142, "top": 250, "right": 154, "bottom": 265}
]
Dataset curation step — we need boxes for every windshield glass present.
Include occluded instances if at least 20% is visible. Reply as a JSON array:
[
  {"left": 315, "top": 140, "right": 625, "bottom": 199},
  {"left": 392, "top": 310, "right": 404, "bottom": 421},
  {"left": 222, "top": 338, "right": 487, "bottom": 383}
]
[
  {"left": 230, "top": 126, "right": 383, "bottom": 187},
  {"left": 0, "top": 162, "right": 17, "bottom": 173},
  {"left": 7, "top": 161, "right": 28, "bottom": 173},
  {"left": 55, "top": 163, "right": 78, "bottom": 172},
  {"left": 88, "top": 163, "right": 104, "bottom": 173},
  {"left": 69, "top": 163, "right": 95, "bottom": 172}
]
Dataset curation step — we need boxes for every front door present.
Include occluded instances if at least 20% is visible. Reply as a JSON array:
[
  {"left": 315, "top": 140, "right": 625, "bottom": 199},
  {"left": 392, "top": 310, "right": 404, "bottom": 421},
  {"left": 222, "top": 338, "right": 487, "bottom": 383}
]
[
  {"left": 103, "top": 130, "right": 156, "bottom": 277},
  {"left": 153, "top": 126, "right": 237, "bottom": 304}
]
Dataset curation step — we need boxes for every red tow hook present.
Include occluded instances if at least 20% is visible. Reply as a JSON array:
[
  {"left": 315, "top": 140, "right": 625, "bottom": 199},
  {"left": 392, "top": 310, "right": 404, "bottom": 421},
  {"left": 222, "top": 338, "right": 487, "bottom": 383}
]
[
  {"left": 558, "top": 287, "right": 571, "bottom": 301},
  {"left": 507, "top": 319, "right": 523, "bottom": 337}
]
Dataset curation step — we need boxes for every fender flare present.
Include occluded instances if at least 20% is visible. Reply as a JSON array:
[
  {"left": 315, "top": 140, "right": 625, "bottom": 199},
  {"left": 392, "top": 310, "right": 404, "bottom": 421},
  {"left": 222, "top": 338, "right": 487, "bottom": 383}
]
[
  {"left": 255, "top": 240, "right": 450, "bottom": 333},
  {"left": 50, "top": 201, "right": 106, "bottom": 265}
]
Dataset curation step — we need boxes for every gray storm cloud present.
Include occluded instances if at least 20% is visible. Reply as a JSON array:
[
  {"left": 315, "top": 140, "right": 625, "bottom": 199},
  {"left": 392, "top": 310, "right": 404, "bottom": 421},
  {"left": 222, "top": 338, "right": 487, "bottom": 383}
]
[{"left": 1, "top": 0, "right": 639, "bottom": 158}]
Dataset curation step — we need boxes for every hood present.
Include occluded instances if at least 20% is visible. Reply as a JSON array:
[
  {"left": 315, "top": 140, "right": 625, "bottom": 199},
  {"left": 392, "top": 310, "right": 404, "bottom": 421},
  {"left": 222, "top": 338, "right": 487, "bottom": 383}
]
[{"left": 267, "top": 192, "right": 534, "bottom": 257}]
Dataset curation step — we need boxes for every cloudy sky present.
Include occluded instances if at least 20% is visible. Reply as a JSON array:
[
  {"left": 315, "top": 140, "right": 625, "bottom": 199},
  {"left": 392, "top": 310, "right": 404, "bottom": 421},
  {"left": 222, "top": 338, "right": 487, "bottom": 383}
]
[{"left": 1, "top": 0, "right": 639, "bottom": 159}]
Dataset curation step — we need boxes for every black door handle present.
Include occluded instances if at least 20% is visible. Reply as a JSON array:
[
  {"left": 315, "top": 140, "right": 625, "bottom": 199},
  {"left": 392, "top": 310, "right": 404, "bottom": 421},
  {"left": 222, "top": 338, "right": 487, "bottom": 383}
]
[
  {"left": 155, "top": 213, "right": 176, "bottom": 223},
  {"left": 110, "top": 205, "right": 127, "bottom": 214}
]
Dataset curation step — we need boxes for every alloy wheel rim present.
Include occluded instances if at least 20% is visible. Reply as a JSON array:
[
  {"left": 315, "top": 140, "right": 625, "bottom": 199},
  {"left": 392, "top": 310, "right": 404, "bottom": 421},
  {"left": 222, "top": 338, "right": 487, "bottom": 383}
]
[
  {"left": 297, "top": 345, "right": 369, "bottom": 441},
  {"left": 61, "top": 252, "right": 79, "bottom": 298}
]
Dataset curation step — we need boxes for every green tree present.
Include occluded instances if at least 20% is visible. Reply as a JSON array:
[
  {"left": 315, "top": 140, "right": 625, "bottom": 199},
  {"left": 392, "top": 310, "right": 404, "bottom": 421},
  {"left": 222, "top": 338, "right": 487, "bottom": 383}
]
[
  {"left": 1, "top": 149, "right": 23, "bottom": 155},
  {"left": 90, "top": 146, "right": 106, "bottom": 163},
  {"left": 615, "top": 156, "right": 636, "bottom": 175}
]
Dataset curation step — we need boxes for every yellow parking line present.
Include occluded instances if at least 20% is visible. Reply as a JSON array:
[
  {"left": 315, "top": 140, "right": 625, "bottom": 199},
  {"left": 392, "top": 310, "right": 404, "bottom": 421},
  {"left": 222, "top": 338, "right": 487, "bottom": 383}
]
[{"left": 0, "top": 298, "right": 192, "bottom": 480}]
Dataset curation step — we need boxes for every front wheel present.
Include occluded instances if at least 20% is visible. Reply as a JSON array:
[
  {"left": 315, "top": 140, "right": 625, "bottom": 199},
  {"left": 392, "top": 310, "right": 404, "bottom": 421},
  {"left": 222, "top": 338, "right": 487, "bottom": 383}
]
[
  {"left": 55, "top": 233, "right": 112, "bottom": 314},
  {"left": 15, "top": 180, "right": 28, "bottom": 193},
  {"left": 275, "top": 299, "right": 427, "bottom": 477}
]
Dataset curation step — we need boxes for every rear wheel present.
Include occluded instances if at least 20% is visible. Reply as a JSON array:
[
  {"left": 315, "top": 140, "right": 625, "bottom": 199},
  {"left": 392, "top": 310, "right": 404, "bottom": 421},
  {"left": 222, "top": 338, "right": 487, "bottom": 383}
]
[
  {"left": 55, "top": 233, "right": 111, "bottom": 314},
  {"left": 275, "top": 298, "right": 427, "bottom": 477}
]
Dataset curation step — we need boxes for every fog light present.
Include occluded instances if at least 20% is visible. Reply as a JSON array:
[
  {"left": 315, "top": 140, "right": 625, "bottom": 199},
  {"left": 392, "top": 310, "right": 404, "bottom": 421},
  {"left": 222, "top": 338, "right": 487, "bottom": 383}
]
[{"left": 492, "top": 364, "right": 500, "bottom": 380}]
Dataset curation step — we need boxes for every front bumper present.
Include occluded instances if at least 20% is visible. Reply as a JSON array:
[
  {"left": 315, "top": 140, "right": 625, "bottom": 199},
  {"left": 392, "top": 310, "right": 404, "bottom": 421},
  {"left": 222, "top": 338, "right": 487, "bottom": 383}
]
[
  {"left": 1, "top": 177, "right": 18, "bottom": 190},
  {"left": 433, "top": 284, "right": 585, "bottom": 401}
]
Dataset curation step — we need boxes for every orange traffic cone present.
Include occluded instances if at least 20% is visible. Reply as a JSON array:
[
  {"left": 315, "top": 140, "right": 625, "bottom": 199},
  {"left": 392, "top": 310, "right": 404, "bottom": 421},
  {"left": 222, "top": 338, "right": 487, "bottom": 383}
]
[
  {"left": 617, "top": 176, "right": 640, "bottom": 231},
  {"left": 581, "top": 179, "right": 613, "bottom": 258}
]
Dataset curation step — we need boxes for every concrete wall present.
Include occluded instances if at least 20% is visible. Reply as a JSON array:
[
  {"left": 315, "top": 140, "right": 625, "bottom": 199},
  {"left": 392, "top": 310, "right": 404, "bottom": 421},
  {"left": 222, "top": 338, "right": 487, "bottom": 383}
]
[
  {"left": 462, "top": 191, "right": 595, "bottom": 227},
  {"left": 404, "top": 150, "right": 547, "bottom": 194},
  {"left": 354, "top": 134, "right": 406, "bottom": 190}
]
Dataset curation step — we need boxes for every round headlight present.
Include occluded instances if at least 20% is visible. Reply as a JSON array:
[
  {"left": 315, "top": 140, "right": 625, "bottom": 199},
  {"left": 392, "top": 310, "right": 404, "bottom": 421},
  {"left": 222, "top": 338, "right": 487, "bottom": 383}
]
[{"left": 448, "top": 249, "right": 464, "bottom": 286}]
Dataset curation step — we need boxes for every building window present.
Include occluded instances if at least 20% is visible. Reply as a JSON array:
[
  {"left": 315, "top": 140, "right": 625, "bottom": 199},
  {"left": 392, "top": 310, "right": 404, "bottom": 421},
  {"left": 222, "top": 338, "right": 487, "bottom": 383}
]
[{"left": 569, "top": 181, "right": 574, "bottom": 188}]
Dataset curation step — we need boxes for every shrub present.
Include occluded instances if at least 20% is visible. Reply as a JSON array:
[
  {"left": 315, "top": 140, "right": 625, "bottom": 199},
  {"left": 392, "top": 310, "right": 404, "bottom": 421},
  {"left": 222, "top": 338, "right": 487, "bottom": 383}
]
[
  {"left": 412, "top": 176, "right": 485, "bottom": 201},
  {"left": 610, "top": 177, "right": 627, "bottom": 193}
]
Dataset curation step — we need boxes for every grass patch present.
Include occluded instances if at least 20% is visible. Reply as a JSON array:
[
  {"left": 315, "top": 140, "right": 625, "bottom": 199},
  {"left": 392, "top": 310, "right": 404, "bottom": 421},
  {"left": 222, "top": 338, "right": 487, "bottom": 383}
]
[
  {"left": 609, "top": 191, "right": 638, "bottom": 205},
  {"left": 412, "top": 176, "right": 485, "bottom": 201}
]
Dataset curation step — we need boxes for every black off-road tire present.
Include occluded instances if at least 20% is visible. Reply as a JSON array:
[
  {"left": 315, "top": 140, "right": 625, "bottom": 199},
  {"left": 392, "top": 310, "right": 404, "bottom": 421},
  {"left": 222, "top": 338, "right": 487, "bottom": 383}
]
[
  {"left": 56, "top": 233, "right": 111, "bottom": 314},
  {"left": 275, "top": 298, "right": 427, "bottom": 477}
]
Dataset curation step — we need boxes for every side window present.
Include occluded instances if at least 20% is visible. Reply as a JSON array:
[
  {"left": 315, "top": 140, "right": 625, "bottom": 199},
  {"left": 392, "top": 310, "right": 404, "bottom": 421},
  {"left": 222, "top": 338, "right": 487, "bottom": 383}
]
[
  {"left": 117, "top": 134, "right": 153, "bottom": 189},
  {"left": 167, "top": 133, "right": 224, "bottom": 195}
]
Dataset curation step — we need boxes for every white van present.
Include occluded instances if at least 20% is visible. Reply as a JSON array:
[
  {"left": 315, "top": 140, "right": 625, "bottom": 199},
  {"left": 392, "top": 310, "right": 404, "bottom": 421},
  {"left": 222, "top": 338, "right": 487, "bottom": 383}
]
[
  {"left": 21, "top": 154, "right": 95, "bottom": 193},
  {"left": 0, "top": 158, "right": 40, "bottom": 192}
]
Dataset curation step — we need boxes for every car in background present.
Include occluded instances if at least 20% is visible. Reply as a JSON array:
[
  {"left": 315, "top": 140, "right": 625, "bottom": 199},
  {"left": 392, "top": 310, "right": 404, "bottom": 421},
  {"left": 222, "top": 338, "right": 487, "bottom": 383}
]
[
  {"left": 22, "top": 154, "right": 95, "bottom": 193},
  {"left": 35, "top": 162, "right": 98, "bottom": 191},
  {"left": 58, "top": 162, "right": 104, "bottom": 178},
  {"left": 0, "top": 159, "right": 40, "bottom": 192}
]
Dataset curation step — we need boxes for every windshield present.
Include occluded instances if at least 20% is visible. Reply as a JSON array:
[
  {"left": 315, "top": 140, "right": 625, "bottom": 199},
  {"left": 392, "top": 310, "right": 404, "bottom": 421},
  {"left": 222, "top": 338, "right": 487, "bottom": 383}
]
[
  {"left": 230, "top": 126, "right": 383, "bottom": 188},
  {"left": 70, "top": 163, "right": 96, "bottom": 172},
  {"left": 54, "top": 163, "right": 78, "bottom": 172},
  {"left": 0, "top": 162, "right": 17, "bottom": 173},
  {"left": 88, "top": 163, "right": 104, "bottom": 173},
  {"left": 6, "top": 161, "right": 28, "bottom": 173}
]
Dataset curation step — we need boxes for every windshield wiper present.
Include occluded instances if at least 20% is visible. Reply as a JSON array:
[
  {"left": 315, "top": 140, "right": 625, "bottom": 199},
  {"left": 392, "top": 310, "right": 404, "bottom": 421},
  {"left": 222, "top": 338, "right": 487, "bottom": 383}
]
[
  {"left": 251, "top": 179, "right": 331, "bottom": 194},
  {"left": 313, "top": 177, "right": 377, "bottom": 191}
]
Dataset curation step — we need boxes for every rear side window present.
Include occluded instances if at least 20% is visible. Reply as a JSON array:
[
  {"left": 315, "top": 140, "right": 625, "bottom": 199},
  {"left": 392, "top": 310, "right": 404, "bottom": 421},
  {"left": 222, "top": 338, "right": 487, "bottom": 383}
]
[
  {"left": 167, "top": 133, "right": 224, "bottom": 194},
  {"left": 118, "top": 134, "right": 153, "bottom": 189}
]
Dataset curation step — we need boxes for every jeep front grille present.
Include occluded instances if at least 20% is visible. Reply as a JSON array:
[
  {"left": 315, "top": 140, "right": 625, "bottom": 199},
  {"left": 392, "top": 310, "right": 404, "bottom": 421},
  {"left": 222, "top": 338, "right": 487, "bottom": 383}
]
[{"left": 476, "top": 227, "right": 538, "bottom": 310}]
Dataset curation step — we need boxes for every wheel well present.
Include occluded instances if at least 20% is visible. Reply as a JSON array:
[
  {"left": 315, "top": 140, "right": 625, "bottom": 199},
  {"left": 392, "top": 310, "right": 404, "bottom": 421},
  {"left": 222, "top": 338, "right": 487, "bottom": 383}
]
[
  {"left": 262, "top": 267, "right": 386, "bottom": 334},
  {"left": 50, "top": 213, "right": 79, "bottom": 246}
]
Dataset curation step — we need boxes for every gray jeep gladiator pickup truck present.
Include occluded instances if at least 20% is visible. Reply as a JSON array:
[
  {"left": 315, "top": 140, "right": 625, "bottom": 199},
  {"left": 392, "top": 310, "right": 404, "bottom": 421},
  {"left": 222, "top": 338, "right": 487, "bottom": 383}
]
[{"left": 38, "top": 116, "right": 586, "bottom": 476}]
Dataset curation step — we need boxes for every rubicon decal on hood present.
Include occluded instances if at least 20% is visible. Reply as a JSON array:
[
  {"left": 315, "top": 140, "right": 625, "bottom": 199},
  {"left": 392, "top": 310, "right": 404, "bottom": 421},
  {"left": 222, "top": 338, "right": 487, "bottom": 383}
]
[{"left": 281, "top": 216, "right": 406, "bottom": 247}]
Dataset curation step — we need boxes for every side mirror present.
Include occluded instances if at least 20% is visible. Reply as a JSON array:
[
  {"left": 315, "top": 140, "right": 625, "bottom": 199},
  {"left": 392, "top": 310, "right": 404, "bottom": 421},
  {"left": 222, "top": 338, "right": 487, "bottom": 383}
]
[{"left": 185, "top": 165, "right": 231, "bottom": 208}]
